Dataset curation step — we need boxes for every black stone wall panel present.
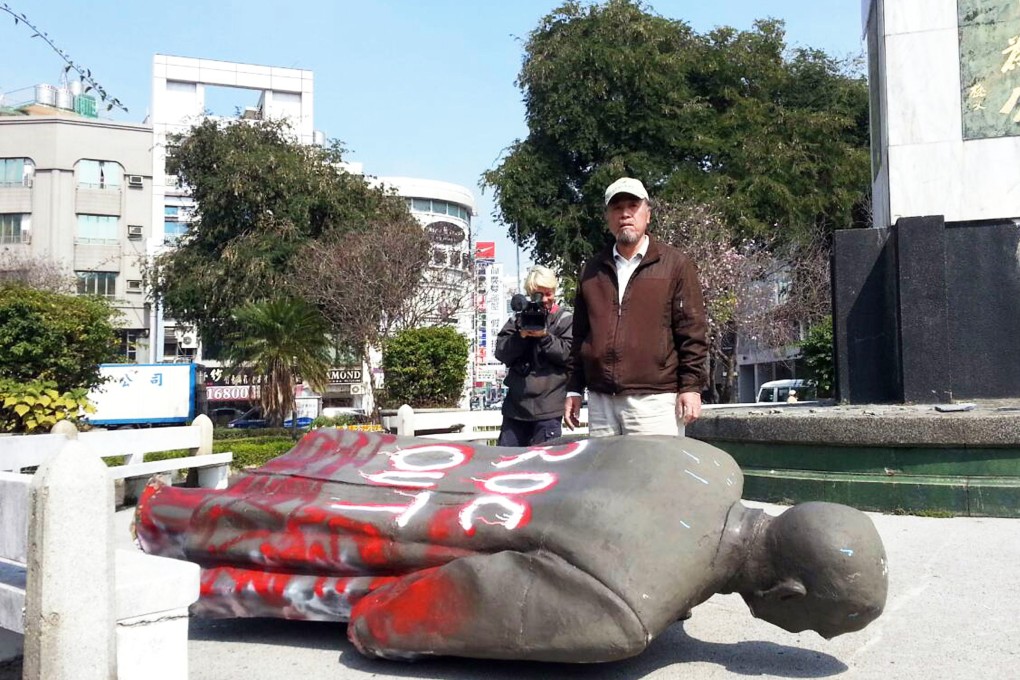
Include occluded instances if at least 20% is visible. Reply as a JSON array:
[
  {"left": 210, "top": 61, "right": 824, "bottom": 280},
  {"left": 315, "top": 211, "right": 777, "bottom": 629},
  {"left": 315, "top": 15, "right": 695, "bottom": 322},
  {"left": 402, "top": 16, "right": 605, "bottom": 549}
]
[
  {"left": 944, "top": 221, "right": 1020, "bottom": 399},
  {"left": 895, "top": 216, "right": 951, "bottom": 403},
  {"left": 833, "top": 228, "right": 900, "bottom": 403}
]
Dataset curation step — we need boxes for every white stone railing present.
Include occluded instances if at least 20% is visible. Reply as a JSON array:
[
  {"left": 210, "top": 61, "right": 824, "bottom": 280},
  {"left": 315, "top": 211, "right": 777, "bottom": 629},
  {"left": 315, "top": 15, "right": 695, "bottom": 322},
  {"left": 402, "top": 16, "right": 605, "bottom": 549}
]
[{"left": 0, "top": 443, "right": 198, "bottom": 679}]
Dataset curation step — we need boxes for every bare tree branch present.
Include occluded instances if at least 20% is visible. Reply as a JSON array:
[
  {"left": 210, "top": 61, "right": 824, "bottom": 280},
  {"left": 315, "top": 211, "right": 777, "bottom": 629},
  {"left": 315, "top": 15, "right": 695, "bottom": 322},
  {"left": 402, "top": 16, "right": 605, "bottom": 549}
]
[
  {"left": 0, "top": 250, "right": 75, "bottom": 293},
  {"left": 1, "top": 3, "right": 127, "bottom": 112},
  {"left": 290, "top": 220, "right": 432, "bottom": 362},
  {"left": 655, "top": 200, "right": 769, "bottom": 402},
  {"left": 658, "top": 201, "right": 834, "bottom": 401}
]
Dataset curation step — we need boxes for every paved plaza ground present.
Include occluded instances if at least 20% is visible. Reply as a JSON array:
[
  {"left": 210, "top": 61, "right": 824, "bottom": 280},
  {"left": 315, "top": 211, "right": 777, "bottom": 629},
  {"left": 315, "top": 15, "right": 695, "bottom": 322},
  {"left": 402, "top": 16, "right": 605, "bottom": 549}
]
[{"left": 86, "top": 503, "right": 1015, "bottom": 679}]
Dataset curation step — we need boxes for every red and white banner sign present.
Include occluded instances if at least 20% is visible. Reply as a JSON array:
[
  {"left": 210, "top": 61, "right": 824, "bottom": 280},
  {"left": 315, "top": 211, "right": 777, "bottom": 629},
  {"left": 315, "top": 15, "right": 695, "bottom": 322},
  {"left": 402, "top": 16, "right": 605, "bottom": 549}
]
[
  {"left": 207, "top": 385, "right": 257, "bottom": 401},
  {"left": 475, "top": 242, "right": 495, "bottom": 260}
]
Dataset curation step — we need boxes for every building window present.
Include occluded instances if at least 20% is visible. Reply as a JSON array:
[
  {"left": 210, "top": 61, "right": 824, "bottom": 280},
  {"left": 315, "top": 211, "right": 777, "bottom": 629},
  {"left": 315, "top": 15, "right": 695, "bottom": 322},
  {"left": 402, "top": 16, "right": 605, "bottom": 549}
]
[
  {"left": 164, "top": 206, "right": 179, "bottom": 217},
  {"left": 76, "top": 271, "right": 117, "bottom": 298},
  {"left": 407, "top": 197, "right": 470, "bottom": 223},
  {"left": 0, "top": 158, "right": 33, "bottom": 187},
  {"left": 164, "top": 221, "right": 189, "bottom": 244},
  {"left": 117, "top": 329, "right": 144, "bottom": 361},
  {"left": 0, "top": 214, "right": 28, "bottom": 244},
  {"left": 76, "top": 159, "right": 122, "bottom": 189},
  {"left": 76, "top": 214, "right": 119, "bottom": 244}
]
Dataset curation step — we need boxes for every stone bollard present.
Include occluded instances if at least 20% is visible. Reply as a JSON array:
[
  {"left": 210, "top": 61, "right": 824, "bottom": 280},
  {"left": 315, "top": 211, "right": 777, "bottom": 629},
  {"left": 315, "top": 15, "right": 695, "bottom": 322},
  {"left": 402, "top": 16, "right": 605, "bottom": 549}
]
[
  {"left": 191, "top": 414, "right": 213, "bottom": 455},
  {"left": 396, "top": 404, "right": 415, "bottom": 437},
  {"left": 23, "top": 441, "right": 116, "bottom": 680},
  {"left": 51, "top": 419, "right": 127, "bottom": 506},
  {"left": 192, "top": 415, "right": 227, "bottom": 489},
  {"left": 49, "top": 420, "right": 78, "bottom": 439}
]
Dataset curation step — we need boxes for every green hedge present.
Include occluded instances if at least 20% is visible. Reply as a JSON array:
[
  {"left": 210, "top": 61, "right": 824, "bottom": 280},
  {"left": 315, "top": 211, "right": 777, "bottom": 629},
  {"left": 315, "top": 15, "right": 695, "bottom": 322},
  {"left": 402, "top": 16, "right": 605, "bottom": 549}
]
[
  {"left": 213, "top": 427, "right": 305, "bottom": 441},
  {"left": 131, "top": 425, "right": 384, "bottom": 474},
  {"left": 143, "top": 434, "right": 298, "bottom": 470}
]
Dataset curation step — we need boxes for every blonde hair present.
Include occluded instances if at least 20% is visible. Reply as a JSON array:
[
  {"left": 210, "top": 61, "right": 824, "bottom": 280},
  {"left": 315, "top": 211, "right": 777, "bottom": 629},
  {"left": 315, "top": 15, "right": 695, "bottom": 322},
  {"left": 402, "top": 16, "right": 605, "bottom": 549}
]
[{"left": 523, "top": 266, "right": 558, "bottom": 295}]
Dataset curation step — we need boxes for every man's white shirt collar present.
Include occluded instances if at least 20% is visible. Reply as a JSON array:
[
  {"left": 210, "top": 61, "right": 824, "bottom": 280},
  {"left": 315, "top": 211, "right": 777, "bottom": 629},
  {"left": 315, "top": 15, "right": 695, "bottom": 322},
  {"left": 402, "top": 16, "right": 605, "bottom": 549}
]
[
  {"left": 613, "top": 235, "right": 649, "bottom": 264},
  {"left": 612, "top": 235, "right": 649, "bottom": 303}
]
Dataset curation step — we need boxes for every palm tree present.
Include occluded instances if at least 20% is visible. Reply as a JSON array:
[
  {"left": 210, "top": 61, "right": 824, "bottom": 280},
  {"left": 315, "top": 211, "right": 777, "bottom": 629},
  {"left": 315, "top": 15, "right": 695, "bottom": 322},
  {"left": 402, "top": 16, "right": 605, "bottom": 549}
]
[{"left": 226, "top": 298, "right": 332, "bottom": 427}]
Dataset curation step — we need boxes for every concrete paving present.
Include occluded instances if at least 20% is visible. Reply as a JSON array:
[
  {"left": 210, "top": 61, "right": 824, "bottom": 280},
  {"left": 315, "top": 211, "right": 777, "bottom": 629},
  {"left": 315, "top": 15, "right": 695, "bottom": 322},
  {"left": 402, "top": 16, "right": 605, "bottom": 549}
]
[{"left": 78, "top": 504, "right": 1010, "bottom": 679}]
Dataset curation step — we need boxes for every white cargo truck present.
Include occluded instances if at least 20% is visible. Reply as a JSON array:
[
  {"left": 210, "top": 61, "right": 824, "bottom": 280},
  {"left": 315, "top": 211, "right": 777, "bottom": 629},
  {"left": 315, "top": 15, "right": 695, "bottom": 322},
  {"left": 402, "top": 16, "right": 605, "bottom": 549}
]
[{"left": 87, "top": 363, "right": 196, "bottom": 427}]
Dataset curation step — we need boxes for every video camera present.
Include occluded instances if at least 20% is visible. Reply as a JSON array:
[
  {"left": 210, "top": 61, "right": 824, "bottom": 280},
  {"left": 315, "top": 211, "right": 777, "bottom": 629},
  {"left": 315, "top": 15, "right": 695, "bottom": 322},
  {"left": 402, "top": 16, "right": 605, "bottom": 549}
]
[{"left": 510, "top": 292, "right": 548, "bottom": 332}]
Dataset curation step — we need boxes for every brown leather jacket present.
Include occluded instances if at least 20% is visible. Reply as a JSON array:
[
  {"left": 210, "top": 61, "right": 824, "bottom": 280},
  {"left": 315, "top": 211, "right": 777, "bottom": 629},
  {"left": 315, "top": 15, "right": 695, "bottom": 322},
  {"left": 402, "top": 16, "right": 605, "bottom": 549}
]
[{"left": 566, "top": 237, "right": 708, "bottom": 396}]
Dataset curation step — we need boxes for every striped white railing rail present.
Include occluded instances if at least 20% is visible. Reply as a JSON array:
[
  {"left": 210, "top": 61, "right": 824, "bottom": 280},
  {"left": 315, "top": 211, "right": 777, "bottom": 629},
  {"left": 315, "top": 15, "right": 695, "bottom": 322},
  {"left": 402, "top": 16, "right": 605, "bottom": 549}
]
[{"left": 382, "top": 405, "right": 589, "bottom": 443}]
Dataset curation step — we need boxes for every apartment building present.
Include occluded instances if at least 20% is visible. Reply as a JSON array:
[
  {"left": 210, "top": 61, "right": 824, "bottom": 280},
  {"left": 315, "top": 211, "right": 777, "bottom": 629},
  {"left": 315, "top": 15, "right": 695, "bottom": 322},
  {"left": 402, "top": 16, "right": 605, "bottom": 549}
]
[{"left": 0, "top": 93, "right": 153, "bottom": 360}]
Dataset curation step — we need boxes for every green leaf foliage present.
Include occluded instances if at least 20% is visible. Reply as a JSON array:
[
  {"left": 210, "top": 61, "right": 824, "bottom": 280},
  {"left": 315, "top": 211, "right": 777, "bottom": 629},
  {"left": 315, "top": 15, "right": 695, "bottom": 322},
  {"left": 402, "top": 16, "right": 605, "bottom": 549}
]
[
  {"left": 0, "top": 284, "right": 120, "bottom": 392},
  {"left": 147, "top": 118, "right": 418, "bottom": 351},
  {"left": 382, "top": 327, "right": 470, "bottom": 409},
  {"left": 799, "top": 316, "right": 834, "bottom": 398},
  {"left": 0, "top": 378, "right": 94, "bottom": 433},
  {"left": 483, "top": 0, "right": 870, "bottom": 276},
  {"left": 225, "top": 298, "right": 333, "bottom": 428}
]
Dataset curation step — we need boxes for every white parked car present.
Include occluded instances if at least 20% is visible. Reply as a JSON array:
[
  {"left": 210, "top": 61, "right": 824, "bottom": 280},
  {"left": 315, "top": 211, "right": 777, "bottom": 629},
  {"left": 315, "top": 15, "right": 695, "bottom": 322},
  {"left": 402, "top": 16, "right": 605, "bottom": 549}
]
[{"left": 755, "top": 379, "right": 816, "bottom": 403}]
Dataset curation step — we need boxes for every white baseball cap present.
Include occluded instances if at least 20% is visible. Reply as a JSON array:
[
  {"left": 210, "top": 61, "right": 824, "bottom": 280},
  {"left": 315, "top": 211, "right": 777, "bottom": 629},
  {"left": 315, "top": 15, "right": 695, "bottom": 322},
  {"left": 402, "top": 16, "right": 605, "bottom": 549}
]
[{"left": 604, "top": 177, "right": 649, "bottom": 205}]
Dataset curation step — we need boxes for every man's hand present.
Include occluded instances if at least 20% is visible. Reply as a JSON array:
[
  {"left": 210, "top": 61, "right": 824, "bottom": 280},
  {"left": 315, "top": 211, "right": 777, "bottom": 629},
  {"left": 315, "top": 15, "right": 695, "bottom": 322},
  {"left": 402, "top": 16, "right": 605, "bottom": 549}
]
[
  {"left": 677, "top": 392, "right": 702, "bottom": 425},
  {"left": 519, "top": 328, "right": 548, "bottom": 338},
  {"left": 563, "top": 395, "right": 582, "bottom": 430}
]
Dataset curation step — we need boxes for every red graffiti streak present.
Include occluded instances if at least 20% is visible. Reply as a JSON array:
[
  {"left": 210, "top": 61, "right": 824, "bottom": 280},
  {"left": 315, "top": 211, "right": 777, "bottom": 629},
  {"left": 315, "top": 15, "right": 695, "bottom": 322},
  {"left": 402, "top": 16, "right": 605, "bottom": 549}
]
[
  {"left": 348, "top": 566, "right": 470, "bottom": 652},
  {"left": 198, "top": 565, "right": 398, "bottom": 621}
]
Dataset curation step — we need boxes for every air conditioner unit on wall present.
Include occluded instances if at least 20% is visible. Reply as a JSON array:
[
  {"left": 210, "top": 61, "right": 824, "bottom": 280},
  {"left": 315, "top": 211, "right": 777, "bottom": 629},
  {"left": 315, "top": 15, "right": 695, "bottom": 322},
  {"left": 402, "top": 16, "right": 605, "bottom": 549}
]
[
  {"left": 174, "top": 326, "right": 199, "bottom": 349},
  {"left": 127, "top": 225, "right": 143, "bottom": 239},
  {"left": 127, "top": 175, "right": 144, "bottom": 188}
]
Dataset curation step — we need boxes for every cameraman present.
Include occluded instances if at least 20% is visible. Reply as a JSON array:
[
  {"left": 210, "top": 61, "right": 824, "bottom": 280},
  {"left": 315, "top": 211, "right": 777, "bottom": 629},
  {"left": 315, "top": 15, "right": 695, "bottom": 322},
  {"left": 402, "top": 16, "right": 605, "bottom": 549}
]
[{"left": 494, "top": 266, "right": 573, "bottom": 446}]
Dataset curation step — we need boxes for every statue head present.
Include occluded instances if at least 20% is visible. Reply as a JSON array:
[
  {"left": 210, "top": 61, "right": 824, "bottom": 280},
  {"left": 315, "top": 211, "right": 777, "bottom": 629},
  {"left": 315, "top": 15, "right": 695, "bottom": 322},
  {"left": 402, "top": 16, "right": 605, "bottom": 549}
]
[{"left": 743, "top": 502, "right": 888, "bottom": 639}]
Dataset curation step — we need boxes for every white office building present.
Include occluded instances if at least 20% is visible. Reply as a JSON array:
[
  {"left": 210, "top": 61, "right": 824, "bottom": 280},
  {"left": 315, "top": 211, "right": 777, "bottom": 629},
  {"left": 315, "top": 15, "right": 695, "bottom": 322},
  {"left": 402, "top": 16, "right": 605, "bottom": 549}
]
[
  {"left": 374, "top": 177, "right": 477, "bottom": 407},
  {"left": 149, "top": 54, "right": 316, "bottom": 361}
]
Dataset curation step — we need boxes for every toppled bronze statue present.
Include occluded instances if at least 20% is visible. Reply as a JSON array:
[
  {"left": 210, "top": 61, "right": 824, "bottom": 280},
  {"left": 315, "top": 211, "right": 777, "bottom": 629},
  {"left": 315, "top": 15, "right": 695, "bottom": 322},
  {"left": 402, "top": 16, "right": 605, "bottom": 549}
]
[{"left": 135, "top": 431, "right": 887, "bottom": 662}]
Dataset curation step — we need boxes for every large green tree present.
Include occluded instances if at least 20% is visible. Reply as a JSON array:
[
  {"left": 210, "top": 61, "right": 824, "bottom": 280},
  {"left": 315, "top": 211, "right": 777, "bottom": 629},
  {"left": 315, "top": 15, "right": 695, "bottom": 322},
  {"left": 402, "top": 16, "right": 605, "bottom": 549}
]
[
  {"left": 0, "top": 284, "right": 120, "bottom": 392},
  {"left": 148, "top": 119, "right": 421, "bottom": 352},
  {"left": 483, "top": 0, "right": 869, "bottom": 276}
]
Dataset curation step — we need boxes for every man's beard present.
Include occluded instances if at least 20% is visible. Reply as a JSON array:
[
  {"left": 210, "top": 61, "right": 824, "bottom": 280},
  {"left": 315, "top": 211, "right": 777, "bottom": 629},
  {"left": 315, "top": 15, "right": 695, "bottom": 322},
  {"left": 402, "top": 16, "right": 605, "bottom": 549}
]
[{"left": 617, "top": 227, "right": 641, "bottom": 246}]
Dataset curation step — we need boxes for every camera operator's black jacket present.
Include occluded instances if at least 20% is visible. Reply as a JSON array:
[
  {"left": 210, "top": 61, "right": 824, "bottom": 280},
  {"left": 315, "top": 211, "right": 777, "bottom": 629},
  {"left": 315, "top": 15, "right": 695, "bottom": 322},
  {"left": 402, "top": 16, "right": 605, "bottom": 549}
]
[{"left": 495, "top": 308, "right": 572, "bottom": 422}]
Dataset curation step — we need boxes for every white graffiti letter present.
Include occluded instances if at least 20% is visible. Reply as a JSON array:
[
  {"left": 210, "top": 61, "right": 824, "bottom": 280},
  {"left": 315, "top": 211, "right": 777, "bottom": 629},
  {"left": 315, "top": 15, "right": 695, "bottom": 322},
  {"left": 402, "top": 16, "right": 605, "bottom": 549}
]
[
  {"left": 391, "top": 444, "right": 471, "bottom": 471},
  {"left": 493, "top": 439, "right": 589, "bottom": 469},
  {"left": 329, "top": 490, "right": 432, "bottom": 528},
  {"left": 474, "top": 472, "right": 557, "bottom": 495},
  {"left": 458, "top": 495, "right": 529, "bottom": 532},
  {"left": 360, "top": 470, "right": 444, "bottom": 489}
]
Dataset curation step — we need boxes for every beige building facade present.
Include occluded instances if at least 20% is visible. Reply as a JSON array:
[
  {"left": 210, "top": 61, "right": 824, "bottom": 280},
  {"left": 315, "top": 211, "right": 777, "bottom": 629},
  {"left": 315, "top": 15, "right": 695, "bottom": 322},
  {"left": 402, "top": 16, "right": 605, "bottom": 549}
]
[{"left": 0, "top": 112, "right": 153, "bottom": 360}]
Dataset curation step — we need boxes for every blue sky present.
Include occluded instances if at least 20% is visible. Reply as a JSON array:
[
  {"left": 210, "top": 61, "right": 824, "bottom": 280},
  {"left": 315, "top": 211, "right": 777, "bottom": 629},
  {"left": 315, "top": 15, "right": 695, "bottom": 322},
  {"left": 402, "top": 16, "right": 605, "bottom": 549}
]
[{"left": 2, "top": 1, "right": 865, "bottom": 275}]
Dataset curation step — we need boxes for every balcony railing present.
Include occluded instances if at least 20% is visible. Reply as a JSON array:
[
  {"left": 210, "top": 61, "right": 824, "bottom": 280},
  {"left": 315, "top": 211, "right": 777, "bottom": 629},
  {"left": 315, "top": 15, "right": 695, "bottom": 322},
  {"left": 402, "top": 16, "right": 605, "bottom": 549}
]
[
  {"left": 77, "top": 182, "right": 121, "bottom": 190},
  {"left": 0, "top": 231, "right": 30, "bottom": 245}
]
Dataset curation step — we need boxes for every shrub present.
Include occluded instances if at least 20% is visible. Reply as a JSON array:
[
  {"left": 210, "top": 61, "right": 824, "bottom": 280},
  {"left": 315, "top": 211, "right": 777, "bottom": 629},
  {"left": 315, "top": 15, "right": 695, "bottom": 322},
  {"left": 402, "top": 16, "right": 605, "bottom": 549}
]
[
  {"left": 0, "top": 378, "right": 94, "bottom": 433},
  {"left": 0, "top": 284, "right": 121, "bottom": 392},
  {"left": 799, "top": 317, "right": 834, "bottom": 398},
  {"left": 311, "top": 414, "right": 367, "bottom": 429},
  {"left": 382, "top": 326, "right": 469, "bottom": 408}
]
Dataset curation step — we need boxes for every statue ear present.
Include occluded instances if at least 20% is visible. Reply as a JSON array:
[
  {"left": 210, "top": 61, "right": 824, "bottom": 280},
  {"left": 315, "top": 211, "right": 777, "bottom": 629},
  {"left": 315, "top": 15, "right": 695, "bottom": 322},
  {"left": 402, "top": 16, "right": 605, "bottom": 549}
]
[{"left": 759, "top": 578, "right": 807, "bottom": 602}]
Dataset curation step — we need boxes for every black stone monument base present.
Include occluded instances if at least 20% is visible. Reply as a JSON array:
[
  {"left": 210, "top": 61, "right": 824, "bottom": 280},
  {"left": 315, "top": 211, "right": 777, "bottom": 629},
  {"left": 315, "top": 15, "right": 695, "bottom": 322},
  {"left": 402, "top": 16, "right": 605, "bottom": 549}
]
[{"left": 832, "top": 216, "right": 1020, "bottom": 403}]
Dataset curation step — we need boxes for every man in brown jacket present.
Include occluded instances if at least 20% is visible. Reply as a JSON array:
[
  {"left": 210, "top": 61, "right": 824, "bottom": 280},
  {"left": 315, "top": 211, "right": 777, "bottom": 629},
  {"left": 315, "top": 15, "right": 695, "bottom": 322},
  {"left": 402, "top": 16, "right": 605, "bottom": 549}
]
[{"left": 564, "top": 177, "right": 708, "bottom": 436}]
